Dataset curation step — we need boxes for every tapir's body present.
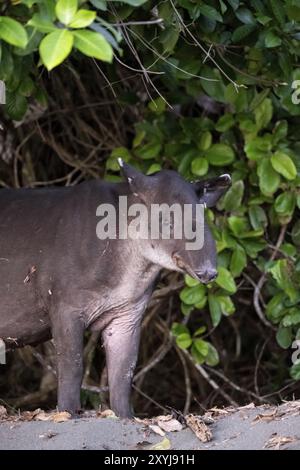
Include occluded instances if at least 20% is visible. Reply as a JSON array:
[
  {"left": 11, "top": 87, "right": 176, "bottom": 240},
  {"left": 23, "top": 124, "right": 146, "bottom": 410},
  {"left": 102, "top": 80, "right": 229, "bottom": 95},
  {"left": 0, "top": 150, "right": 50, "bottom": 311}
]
[{"left": 0, "top": 165, "right": 231, "bottom": 417}]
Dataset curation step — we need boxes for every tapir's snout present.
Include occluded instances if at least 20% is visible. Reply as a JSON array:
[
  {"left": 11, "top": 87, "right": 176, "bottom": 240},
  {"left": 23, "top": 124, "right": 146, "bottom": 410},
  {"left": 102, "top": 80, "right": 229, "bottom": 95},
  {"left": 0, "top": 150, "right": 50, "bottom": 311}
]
[
  {"left": 173, "top": 253, "right": 217, "bottom": 284},
  {"left": 194, "top": 269, "right": 217, "bottom": 284}
]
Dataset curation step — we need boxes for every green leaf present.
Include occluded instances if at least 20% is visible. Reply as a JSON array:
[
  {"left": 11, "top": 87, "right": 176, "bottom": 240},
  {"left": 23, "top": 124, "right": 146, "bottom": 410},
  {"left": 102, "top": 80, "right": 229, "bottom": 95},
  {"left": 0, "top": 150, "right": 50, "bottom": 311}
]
[
  {"left": 205, "top": 343, "right": 219, "bottom": 366},
  {"left": 199, "top": 4, "right": 223, "bottom": 22},
  {"left": 232, "top": 24, "right": 256, "bottom": 42},
  {"left": 268, "top": 259, "right": 298, "bottom": 302},
  {"left": 146, "top": 163, "right": 161, "bottom": 175},
  {"left": 235, "top": 7, "right": 255, "bottom": 24},
  {"left": 137, "top": 141, "right": 161, "bottom": 159},
  {"left": 148, "top": 97, "right": 166, "bottom": 114},
  {"left": 274, "top": 192, "right": 296, "bottom": 217},
  {"left": 292, "top": 220, "right": 300, "bottom": 247},
  {"left": 254, "top": 98, "right": 273, "bottom": 130},
  {"left": 273, "top": 120, "right": 288, "bottom": 144},
  {"left": 193, "top": 338, "right": 209, "bottom": 356},
  {"left": 176, "top": 333, "right": 192, "bottom": 349},
  {"left": 230, "top": 244, "right": 247, "bottom": 277},
  {"left": 89, "top": 0, "right": 106, "bottom": 10},
  {"left": 193, "top": 326, "right": 206, "bottom": 337},
  {"left": 217, "top": 295, "right": 236, "bottom": 316},
  {"left": 55, "top": 0, "right": 78, "bottom": 25},
  {"left": 257, "top": 158, "right": 281, "bottom": 196},
  {"left": 197, "top": 131, "right": 212, "bottom": 151},
  {"left": 282, "top": 308, "right": 300, "bottom": 327},
  {"left": 276, "top": 326, "right": 292, "bottom": 349},
  {"left": 269, "top": 0, "right": 285, "bottom": 26},
  {"left": 215, "top": 266, "right": 237, "bottom": 294},
  {"left": 228, "top": 215, "right": 248, "bottom": 237},
  {"left": 215, "top": 114, "right": 235, "bottom": 132},
  {"left": 266, "top": 293, "right": 286, "bottom": 324},
  {"left": 191, "top": 157, "right": 208, "bottom": 176},
  {"left": 245, "top": 136, "right": 272, "bottom": 161},
  {"left": 39, "top": 29, "right": 74, "bottom": 71},
  {"left": 291, "top": 363, "right": 300, "bottom": 381},
  {"left": 271, "top": 151, "right": 297, "bottom": 180},
  {"left": 28, "top": 14, "right": 57, "bottom": 33},
  {"left": 69, "top": 10, "right": 96, "bottom": 28},
  {"left": 110, "top": 0, "right": 148, "bottom": 5},
  {"left": 171, "top": 322, "right": 189, "bottom": 337},
  {"left": 181, "top": 302, "right": 194, "bottom": 316},
  {"left": 184, "top": 274, "right": 200, "bottom": 287},
  {"left": 180, "top": 285, "right": 206, "bottom": 305},
  {"left": 0, "top": 17, "right": 28, "bottom": 48},
  {"left": 5, "top": 91, "right": 27, "bottom": 120},
  {"left": 208, "top": 294, "right": 222, "bottom": 327},
  {"left": 265, "top": 30, "right": 282, "bottom": 48},
  {"left": 222, "top": 180, "right": 244, "bottom": 211},
  {"left": 205, "top": 144, "right": 235, "bottom": 166},
  {"left": 249, "top": 205, "right": 267, "bottom": 230},
  {"left": 73, "top": 30, "right": 113, "bottom": 62},
  {"left": 191, "top": 343, "right": 206, "bottom": 364}
]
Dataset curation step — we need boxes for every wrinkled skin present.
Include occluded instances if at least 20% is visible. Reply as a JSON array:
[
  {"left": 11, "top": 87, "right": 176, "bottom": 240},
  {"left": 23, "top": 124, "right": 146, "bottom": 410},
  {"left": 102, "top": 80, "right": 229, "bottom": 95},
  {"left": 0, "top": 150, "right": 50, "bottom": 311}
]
[{"left": 0, "top": 164, "right": 231, "bottom": 417}]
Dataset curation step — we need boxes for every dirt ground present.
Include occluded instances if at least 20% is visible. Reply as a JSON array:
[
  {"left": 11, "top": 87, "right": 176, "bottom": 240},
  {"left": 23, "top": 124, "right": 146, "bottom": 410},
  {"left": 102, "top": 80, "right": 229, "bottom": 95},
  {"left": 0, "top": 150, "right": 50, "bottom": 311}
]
[{"left": 0, "top": 401, "right": 300, "bottom": 450}]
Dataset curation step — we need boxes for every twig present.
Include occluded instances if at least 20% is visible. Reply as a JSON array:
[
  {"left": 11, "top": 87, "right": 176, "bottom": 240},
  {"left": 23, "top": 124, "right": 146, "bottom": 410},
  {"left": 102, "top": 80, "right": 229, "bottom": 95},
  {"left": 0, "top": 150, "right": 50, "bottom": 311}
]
[
  {"left": 253, "top": 225, "right": 287, "bottom": 329},
  {"left": 181, "top": 350, "right": 238, "bottom": 407}
]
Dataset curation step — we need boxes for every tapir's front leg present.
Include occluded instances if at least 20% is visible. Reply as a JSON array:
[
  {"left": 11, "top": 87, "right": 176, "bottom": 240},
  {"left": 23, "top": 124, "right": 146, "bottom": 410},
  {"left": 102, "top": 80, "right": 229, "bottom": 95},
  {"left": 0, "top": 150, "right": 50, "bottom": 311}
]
[
  {"left": 51, "top": 312, "right": 84, "bottom": 415},
  {"left": 103, "top": 316, "right": 141, "bottom": 418}
]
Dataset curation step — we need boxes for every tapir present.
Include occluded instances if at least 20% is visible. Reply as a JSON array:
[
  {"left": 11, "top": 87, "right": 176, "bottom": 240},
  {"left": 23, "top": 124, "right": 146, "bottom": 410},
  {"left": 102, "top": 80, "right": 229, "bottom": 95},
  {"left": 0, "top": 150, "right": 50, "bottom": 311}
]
[{"left": 0, "top": 162, "right": 231, "bottom": 417}]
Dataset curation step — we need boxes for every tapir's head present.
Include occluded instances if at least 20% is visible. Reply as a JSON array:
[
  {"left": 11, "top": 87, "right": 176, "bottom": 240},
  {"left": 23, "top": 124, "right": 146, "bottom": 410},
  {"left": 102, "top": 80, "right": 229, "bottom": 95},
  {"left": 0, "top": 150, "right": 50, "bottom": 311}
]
[{"left": 119, "top": 160, "right": 231, "bottom": 284}]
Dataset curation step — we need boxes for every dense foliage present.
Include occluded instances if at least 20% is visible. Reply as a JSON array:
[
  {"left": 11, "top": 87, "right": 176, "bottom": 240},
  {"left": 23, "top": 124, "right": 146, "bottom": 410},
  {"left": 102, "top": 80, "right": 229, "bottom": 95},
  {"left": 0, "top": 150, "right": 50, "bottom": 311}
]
[{"left": 1, "top": 0, "right": 300, "bottom": 414}]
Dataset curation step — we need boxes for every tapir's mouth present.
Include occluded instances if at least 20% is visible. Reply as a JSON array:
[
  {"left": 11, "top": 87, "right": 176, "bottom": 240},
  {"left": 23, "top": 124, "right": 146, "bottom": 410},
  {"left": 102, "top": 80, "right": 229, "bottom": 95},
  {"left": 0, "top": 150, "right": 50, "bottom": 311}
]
[{"left": 172, "top": 253, "right": 217, "bottom": 284}]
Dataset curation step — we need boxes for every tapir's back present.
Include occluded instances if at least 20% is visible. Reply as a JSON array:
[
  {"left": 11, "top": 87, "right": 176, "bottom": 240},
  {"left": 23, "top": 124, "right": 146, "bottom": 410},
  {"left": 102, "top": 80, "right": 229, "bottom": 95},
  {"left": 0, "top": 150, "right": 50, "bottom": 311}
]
[{"left": 0, "top": 181, "right": 113, "bottom": 344}]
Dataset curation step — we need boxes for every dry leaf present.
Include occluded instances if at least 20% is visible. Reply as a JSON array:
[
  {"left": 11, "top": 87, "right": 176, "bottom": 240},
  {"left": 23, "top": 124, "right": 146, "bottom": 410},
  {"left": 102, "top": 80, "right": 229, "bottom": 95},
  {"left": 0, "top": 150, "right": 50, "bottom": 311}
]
[
  {"left": 208, "top": 407, "right": 229, "bottom": 416},
  {"left": 157, "top": 418, "right": 183, "bottom": 433},
  {"left": 149, "top": 437, "right": 171, "bottom": 450},
  {"left": 99, "top": 409, "right": 117, "bottom": 419},
  {"left": 149, "top": 424, "right": 165, "bottom": 437},
  {"left": 238, "top": 403, "right": 256, "bottom": 410},
  {"left": 264, "top": 433, "right": 297, "bottom": 449},
  {"left": 0, "top": 405, "right": 7, "bottom": 419},
  {"left": 252, "top": 409, "right": 282, "bottom": 425},
  {"left": 155, "top": 414, "right": 173, "bottom": 422},
  {"left": 185, "top": 414, "right": 213, "bottom": 443},
  {"left": 50, "top": 411, "right": 71, "bottom": 423},
  {"left": 35, "top": 411, "right": 50, "bottom": 422}
]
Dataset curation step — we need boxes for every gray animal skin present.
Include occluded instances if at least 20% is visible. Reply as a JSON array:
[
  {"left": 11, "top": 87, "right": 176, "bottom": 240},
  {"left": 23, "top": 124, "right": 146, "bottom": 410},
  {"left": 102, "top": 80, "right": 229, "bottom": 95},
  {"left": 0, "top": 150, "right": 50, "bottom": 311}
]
[{"left": 0, "top": 163, "right": 231, "bottom": 417}]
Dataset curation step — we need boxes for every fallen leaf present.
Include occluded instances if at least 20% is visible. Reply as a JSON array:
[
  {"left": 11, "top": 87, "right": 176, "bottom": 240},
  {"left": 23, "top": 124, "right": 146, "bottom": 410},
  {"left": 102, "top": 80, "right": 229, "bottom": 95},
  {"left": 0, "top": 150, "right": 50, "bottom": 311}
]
[
  {"left": 185, "top": 414, "right": 213, "bottom": 442},
  {"left": 149, "top": 437, "right": 171, "bottom": 450},
  {"left": 238, "top": 403, "right": 256, "bottom": 410},
  {"left": 0, "top": 405, "right": 7, "bottom": 419},
  {"left": 208, "top": 407, "right": 230, "bottom": 416},
  {"left": 35, "top": 411, "right": 50, "bottom": 421},
  {"left": 264, "top": 433, "right": 297, "bottom": 449},
  {"left": 50, "top": 411, "right": 71, "bottom": 423},
  {"left": 157, "top": 418, "right": 183, "bottom": 433},
  {"left": 99, "top": 409, "right": 117, "bottom": 419},
  {"left": 149, "top": 424, "right": 165, "bottom": 437},
  {"left": 252, "top": 409, "right": 283, "bottom": 424},
  {"left": 154, "top": 414, "right": 173, "bottom": 422}
]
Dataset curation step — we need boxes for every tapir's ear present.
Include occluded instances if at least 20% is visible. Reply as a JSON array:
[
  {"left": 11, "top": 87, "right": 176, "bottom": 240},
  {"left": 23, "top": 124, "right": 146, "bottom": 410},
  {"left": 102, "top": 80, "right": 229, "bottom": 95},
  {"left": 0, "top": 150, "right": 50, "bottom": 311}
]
[
  {"left": 193, "top": 174, "right": 231, "bottom": 207},
  {"left": 118, "top": 159, "right": 148, "bottom": 195}
]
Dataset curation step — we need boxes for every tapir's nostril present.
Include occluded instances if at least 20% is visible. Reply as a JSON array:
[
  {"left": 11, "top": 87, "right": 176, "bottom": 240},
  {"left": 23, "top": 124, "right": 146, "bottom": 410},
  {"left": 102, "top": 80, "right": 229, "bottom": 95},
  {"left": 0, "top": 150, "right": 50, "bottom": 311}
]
[{"left": 195, "top": 269, "right": 217, "bottom": 284}]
